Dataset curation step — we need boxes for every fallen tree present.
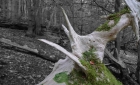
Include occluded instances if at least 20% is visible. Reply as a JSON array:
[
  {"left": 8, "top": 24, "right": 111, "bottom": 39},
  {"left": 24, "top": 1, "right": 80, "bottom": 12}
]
[
  {"left": 0, "top": 38, "right": 58, "bottom": 63},
  {"left": 37, "top": 0, "right": 140, "bottom": 85}
]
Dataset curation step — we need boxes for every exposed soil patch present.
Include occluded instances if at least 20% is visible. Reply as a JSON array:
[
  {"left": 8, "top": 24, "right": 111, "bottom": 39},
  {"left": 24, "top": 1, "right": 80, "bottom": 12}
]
[{"left": 0, "top": 27, "right": 67, "bottom": 85}]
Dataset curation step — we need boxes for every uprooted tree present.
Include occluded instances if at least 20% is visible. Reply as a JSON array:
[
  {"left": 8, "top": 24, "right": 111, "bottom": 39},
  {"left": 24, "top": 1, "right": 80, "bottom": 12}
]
[{"left": 37, "top": 0, "right": 140, "bottom": 85}]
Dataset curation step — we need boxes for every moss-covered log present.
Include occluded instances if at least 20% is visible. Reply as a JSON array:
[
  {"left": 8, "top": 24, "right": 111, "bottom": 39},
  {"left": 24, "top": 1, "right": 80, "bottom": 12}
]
[
  {"left": 67, "top": 48, "right": 122, "bottom": 85},
  {"left": 37, "top": 1, "right": 140, "bottom": 84},
  {"left": 96, "top": 7, "right": 130, "bottom": 31}
]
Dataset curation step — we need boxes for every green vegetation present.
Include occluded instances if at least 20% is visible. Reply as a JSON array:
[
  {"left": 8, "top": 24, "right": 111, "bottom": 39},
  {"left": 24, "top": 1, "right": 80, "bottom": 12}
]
[
  {"left": 68, "top": 47, "right": 122, "bottom": 85},
  {"left": 53, "top": 71, "right": 68, "bottom": 84},
  {"left": 95, "top": 20, "right": 111, "bottom": 31},
  {"left": 53, "top": 47, "right": 122, "bottom": 85},
  {"left": 96, "top": 7, "right": 130, "bottom": 31}
]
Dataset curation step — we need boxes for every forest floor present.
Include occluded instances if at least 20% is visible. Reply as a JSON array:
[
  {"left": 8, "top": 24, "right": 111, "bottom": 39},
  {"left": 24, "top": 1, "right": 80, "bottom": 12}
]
[
  {"left": 0, "top": 27, "right": 138, "bottom": 85},
  {"left": 0, "top": 27, "right": 68, "bottom": 85}
]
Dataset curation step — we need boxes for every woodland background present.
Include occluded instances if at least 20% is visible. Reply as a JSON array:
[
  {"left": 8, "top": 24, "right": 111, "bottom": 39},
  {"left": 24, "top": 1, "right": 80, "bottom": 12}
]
[
  {"left": 0, "top": 0, "right": 135, "bottom": 41},
  {"left": 0, "top": 0, "right": 139, "bottom": 85},
  {"left": 0, "top": 0, "right": 121, "bottom": 34}
]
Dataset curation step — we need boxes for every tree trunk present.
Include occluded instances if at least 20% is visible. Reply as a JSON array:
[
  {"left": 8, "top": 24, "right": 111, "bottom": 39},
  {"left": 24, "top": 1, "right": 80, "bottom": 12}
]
[
  {"left": 136, "top": 40, "right": 140, "bottom": 83},
  {"left": 26, "top": 0, "right": 42, "bottom": 36},
  {"left": 26, "top": 0, "right": 35, "bottom": 36},
  {"left": 114, "top": 0, "right": 121, "bottom": 64},
  {"left": 34, "top": 0, "right": 42, "bottom": 35},
  {"left": 37, "top": 4, "right": 140, "bottom": 84},
  {"left": 114, "top": 0, "right": 121, "bottom": 13},
  {"left": 1, "top": 0, "right": 7, "bottom": 20},
  {"left": 124, "top": 0, "right": 140, "bottom": 83}
]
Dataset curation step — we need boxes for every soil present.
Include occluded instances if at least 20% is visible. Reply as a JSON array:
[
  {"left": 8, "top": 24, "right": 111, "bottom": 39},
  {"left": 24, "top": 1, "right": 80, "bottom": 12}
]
[{"left": 0, "top": 27, "right": 67, "bottom": 85}]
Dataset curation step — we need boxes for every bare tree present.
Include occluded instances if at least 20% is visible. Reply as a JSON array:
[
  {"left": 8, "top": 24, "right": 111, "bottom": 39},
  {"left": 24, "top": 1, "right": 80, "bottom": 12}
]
[
  {"left": 114, "top": 0, "right": 121, "bottom": 66},
  {"left": 26, "top": 0, "right": 42, "bottom": 37},
  {"left": 37, "top": 0, "right": 140, "bottom": 85}
]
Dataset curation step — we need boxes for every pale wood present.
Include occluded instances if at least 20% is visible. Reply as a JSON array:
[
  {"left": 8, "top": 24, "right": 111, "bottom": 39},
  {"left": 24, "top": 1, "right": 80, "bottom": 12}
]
[{"left": 37, "top": 1, "right": 140, "bottom": 84}]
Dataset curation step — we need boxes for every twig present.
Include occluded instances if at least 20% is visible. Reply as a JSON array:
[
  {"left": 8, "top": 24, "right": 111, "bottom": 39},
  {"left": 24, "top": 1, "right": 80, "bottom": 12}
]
[{"left": 92, "top": 0, "right": 113, "bottom": 14}]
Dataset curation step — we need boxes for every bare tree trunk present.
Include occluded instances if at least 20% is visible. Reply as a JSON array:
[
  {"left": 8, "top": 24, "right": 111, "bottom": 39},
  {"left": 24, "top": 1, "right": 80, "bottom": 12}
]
[
  {"left": 11, "top": 0, "right": 18, "bottom": 23},
  {"left": 124, "top": 0, "right": 140, "bottom": 83},
  {"left": 26, "top": 0, "right": 42, "bottom": 36},
  {"left": 114, "top": 0, "right": 121, "bottom": 13},
  {"left": 1, "top": 0, "right": 7, "bottom": 20},
  {"left": 36, "top": 0, "right": 140, "bottom": 84},
  {"left": 26, "top": 0, "right": 35, "bottom": 36},
  {"left": 37, "top": 4, "right": 139, "bottom": 84},
  {"left": 7, "top": 0, "right": 11, "bottom": 19},
  {"left": 34, "top": 0, "right": 42, "bottom": 35},
  {"left": 114, "top": 0, "right": 121, "bottom": 64},
  {"left": 136, "top": 40, "right": 140, "bottom": 83},
  {"left": 53, "top": 7, "right": 57, "bottom": 26}
]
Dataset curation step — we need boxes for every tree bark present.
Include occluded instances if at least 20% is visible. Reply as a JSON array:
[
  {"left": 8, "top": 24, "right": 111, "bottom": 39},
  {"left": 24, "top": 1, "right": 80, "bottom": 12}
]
[
  {"left": 26, "top": 0, "right": 35, "bottom": 36},
  {"left": 124, "top": 0, "right": 140, "bottom": 83},
  {"left": 34, "top": 0, "right": 42, "bottom": 35},
  {"left": 0, "top": 38, "right": 58, "bottom": 63},
  {"left": 26, "top": 0, "right": 42, "bottom": 36},
  {"left": 114, "top": 0, "right": 121, "bottom": 13},
  {"left": 114, "top": 0, "right": 121, "bottom": 60},
  {"left": 37, "top": 5, "right": 139, "bottom": 84},
  {"left": 136, "top": 39, "right": 140, "bottom": 83}
]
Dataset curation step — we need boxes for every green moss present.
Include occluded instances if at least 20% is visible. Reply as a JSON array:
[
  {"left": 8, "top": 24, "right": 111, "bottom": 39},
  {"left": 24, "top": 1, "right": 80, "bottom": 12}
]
[
  {"left": 53, "top": 71, "right": 68, "bottom": 84},
  {"left": 68, "top": 47, "right": 122, "bottom": 85},
  {"left": 95, "top": 21, "right": 110, "bottom": 31},
  {"left": 96, "top": 7, "right": 130, "bottom": 31}
]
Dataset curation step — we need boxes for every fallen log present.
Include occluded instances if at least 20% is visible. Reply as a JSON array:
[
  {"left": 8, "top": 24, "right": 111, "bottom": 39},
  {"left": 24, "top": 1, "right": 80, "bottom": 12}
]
[{"left": 0, "top": 38, "right": 58, "bottom": 63}]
